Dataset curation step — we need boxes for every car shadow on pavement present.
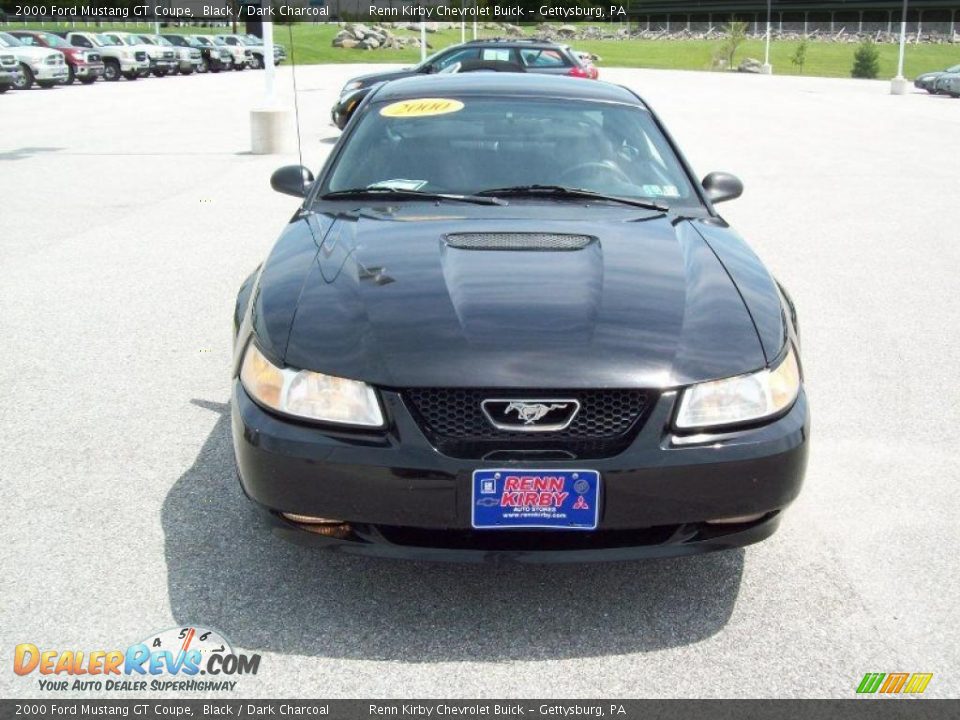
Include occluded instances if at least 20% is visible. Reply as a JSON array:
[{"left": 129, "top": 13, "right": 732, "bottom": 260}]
[
  {"left": 0, "top": 146, "right": 63, "bottom": 162},
  {"left": 163, "top": 399, "right": 744, "bottom": 662}
]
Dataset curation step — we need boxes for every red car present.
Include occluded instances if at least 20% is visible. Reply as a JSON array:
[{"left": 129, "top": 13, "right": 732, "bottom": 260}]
[{"left": 9, "top": 30, "right": 104, "bottom": 85}]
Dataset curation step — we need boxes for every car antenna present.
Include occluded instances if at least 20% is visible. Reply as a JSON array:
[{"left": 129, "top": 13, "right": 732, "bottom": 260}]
[{"left": 287, "top": 23, "right": 305, "bottom": 195}]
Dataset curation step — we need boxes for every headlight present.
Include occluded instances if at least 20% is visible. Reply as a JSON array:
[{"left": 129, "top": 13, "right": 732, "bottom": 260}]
[
  {"left": 343, "top": 80, "right": 363, "bottom": 92},
  {"left": 240, "top": 343, "right": 384, "bottom": 427},
  {"left": 675, "top": 346, "right": 800, "bottom": 430}
]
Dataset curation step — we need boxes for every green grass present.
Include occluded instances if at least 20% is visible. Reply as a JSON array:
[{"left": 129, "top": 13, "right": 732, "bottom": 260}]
[{"left": 8, "top": 21, "right": 958, "bottom": 79}]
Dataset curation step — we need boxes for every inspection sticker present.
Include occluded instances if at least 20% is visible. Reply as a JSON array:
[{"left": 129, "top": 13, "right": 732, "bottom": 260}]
[{"left": 380, "top": 98, "right": 465, "bottom": 118}]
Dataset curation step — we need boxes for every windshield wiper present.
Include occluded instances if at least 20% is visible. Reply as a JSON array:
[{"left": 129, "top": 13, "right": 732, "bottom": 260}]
[
  {"left": 321, "top": 187, "right": 506, "bottom": 206},
  {"left": 475, "top": 185, "right": 668, "bottom": 212}
]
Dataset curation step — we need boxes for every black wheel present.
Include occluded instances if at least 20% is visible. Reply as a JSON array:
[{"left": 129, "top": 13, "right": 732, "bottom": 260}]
[
  {"left": 15, "top": 63, "right": 34, "bottom": 90},
  {"left": 0, "top": 84, "right": 8, "bottom": 94},
  {"left": 181, "top": 66, "right": 193, "bottom": 75},
  {"left": 65, "top": 64, "right": 76, "bottom": 85},
  {"left": 79, "top": 76, "right": 97, "bottom": 85},
  {"left": 37, "top": 80, "right": 57, "bottom": 89},
  {"left": 103, "top": 61, "right": 120, "bottom": 81},
  {"left": 122, "top": 70, "right": 138, "bottom": 81},
  {"left": 234, "top": 62, "right": 245, "bottom": 71},
  {"left": 248, "top": 54, "right": 262, "bottom": 70},
  {"left": 153, "top": 68, "right": 168, "bottom": 77}
]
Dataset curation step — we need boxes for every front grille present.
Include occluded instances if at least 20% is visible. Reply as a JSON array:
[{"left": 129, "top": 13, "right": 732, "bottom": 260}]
[
  {"left": 404, "top": 388, "right": 652, "bottom": 459},
  {"left": 163, "top": 51, "right": 175, "bottom": 60},
  {"left": 135, "top": 51, "right": 147, "bottom": 62},
  {"left": 88, "top": 53, "right": 101, "bottom": 62}
]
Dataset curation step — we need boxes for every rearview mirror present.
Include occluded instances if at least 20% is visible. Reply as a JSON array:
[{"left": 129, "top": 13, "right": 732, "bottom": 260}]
[
  {"left": 270, "top": 165, "right": 314, "bottom": 198},
  {"left": 701, "top": 172, "right": 743, "bottom": 204}
]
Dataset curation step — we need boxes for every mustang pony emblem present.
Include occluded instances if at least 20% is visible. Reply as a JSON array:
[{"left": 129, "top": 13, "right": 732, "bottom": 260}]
[{"left": 505, "top": 402, "right": 571, "bottom": 425}]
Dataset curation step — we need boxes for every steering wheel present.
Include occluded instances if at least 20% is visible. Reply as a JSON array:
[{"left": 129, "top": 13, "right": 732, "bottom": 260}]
[{"left": 558, "top": 161, "right": 632, "bottom": 186}]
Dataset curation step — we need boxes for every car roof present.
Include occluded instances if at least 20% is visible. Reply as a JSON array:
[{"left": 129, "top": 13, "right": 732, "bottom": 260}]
[{"left": 371, "top": 73, "right": 643, "bottom": 106}]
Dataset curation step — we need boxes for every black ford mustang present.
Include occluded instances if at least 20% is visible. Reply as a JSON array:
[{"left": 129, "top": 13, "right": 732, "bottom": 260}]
[{"left": 232, "top": 74, "right": 809, "bottom": 562}]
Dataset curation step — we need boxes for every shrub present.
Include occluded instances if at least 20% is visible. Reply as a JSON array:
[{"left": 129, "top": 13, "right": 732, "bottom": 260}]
[
  {"left": 851, "top": 38, "right": 880, "bottom": 79},
  {"left": 791, "top": 38, "right": 808, "bottom": 74}
]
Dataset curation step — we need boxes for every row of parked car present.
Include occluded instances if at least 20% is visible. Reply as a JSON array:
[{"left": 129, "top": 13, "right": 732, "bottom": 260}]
[
  {"left": 914, "top": 63, "right": 960, "bottom": 97},
  {"left": 0, "top": 29, "right": 285, "bottom": 92}
]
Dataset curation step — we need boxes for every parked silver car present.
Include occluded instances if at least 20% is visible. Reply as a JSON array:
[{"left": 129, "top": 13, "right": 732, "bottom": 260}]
[
  {"left": 940, "top": 72, "right": 960, "bottom": 98},
  {"left": 137, "top": 34, "right": 199, "bottom": 75},
  {"left": 914, "top": 63, "right": 960, "bottom": 93}
]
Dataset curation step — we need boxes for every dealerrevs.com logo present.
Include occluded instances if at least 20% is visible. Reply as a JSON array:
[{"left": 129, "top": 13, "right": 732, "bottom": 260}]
[{"left": 14, "top": 627, "right": 260, "bottom": 692}]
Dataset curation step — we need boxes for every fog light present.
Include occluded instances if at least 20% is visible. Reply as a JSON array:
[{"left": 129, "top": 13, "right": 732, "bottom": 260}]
[
  {"left": 280, "top": 513, "right": 352, "bottom": 539},
  {"left": 705, "top": 512, "right": 766, "bottom": 525},
  {"left": 281, "top": 512, "right": 343, "bottom": 524}
]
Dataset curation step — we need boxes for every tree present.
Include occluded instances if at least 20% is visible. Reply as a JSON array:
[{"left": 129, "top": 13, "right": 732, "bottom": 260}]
[
  {"left": 791, "top": 38, "right": 808, "bottom": 74},
  {"left": 719, "top": 21, "right": 749, "bottom": 69},
  {"left": 851, "top": 37, "right": 880, "bottom": 79}
]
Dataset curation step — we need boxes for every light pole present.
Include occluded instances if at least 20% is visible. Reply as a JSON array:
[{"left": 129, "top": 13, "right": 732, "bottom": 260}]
[
  {"left": 420, "top": 21, "right": 426, "bottom": 63},
  {"left": 762, "top": 0, "right": 773, "bottom": 73},
  {"left": 891, "top": 0, "right": 909, "bottom": 94}
]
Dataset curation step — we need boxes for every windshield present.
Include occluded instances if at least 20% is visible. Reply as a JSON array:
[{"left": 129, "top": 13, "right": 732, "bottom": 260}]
[
  {"left": 0, "top": 33, "right": 23, "bottom": 47},
  {"left": 38, "top": 32, "right": 69, "bottom": 48},
  {"left": 93, "top": 35, "right": 117, "bottom": 47},
  {"left": 325, "top": 97, "right": 698, "bottom": 207},
  {"left": 194, "top": 37, "right": 212, "bottom": 47}
]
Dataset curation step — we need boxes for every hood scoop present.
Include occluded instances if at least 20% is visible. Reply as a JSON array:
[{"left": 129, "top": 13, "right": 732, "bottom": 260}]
[{"left": 444, "top": 232, "right": 595, "bottom": 252}]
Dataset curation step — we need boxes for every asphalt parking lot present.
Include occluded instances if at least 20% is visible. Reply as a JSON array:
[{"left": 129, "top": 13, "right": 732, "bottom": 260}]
[{"left": 1, "top": 63, "right": 958, "bottom": 699}]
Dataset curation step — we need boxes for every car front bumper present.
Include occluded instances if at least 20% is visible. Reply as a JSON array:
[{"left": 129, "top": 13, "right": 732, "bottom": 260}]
[
  {"left": 121, "top": 59, "right": 151, "bottom": 72},
  {"left": 232, "top": 381, "right": 809, "bottom": 562},
  {"left": 33, "top": 64, "right": 69, "bottom": 82},
  {"left": 75, "top": 62, "right": 104, "bottom": 78},
  {"left": 331, "top": 88, "right": 368, "bottom": 129}
]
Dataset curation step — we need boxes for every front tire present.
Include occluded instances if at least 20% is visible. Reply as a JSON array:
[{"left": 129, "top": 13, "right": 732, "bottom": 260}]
[
  {"left": 79, "top": 76, "right": 97, "bottom": 85},
  {"left": 37, "top": 80, "right": 57, "bottom": 89},
  {"left": 103, "top": 60, "right": 120, "bottom": 82},
  {"left": 122, "top": 70, "right": 139, "bottom": 81},
  {"left": 248, "top": 54, "right": 262, "bottom": 70},
  {"left": 15, "top": 63, "right": 34, "bottom": 90},
  {"left": 65, "top": 64, "right": 76, "bottom": 85}
]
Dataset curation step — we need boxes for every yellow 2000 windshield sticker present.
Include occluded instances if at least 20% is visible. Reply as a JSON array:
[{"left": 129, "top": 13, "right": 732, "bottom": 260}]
[{"left": 380, "top": 98, "right": 464, "bottom": 118}]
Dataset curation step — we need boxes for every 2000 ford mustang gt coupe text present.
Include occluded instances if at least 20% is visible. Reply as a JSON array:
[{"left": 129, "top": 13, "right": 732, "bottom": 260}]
[{"left": 231, "top": 74, "right": 809, "bottom": 562}]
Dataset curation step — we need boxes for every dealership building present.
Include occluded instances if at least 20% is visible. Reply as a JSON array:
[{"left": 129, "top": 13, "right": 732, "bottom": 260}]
[{"left": 623, "top": 1, "right": 960, "bottom": 33}]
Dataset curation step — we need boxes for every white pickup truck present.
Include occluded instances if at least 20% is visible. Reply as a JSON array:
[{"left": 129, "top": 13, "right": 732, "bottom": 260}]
[
  {"left": 101, "top": 31, "right": 175, "bottom": 77},
  {"left": 63, "top": 31, "right": 149, "bottom": 81},
  {"left": 0, "top": 31, "right": 67, "bottom": 89}
]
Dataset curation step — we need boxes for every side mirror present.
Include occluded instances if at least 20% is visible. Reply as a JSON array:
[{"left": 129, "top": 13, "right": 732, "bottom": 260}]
[
  {"left": 701, "top": 172, "right": 743, "bottom": 204},
  {"left": 270, "top": 165, "right": 314, "bottom": 198},
  {"left": 421, "top": 64, "right": 435, "bottom": 74}
]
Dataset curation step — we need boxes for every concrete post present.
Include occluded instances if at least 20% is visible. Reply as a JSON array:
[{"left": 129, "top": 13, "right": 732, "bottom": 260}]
[{"left": 250, "top": 18, "right": 294, "bottom": 154}]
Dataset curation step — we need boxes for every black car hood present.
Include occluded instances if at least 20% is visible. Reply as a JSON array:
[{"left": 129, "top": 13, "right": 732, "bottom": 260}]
[
  {"left": 348, "top": 67, "right": 419, "bottom": 88},
  {"left": 254, "top": 205, "right": 770, "bottom": 389}
]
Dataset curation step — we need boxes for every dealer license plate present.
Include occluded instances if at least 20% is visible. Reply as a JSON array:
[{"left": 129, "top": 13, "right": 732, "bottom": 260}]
[{"left": 471, "top": 469, "right": 600, "bottom": 530}]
